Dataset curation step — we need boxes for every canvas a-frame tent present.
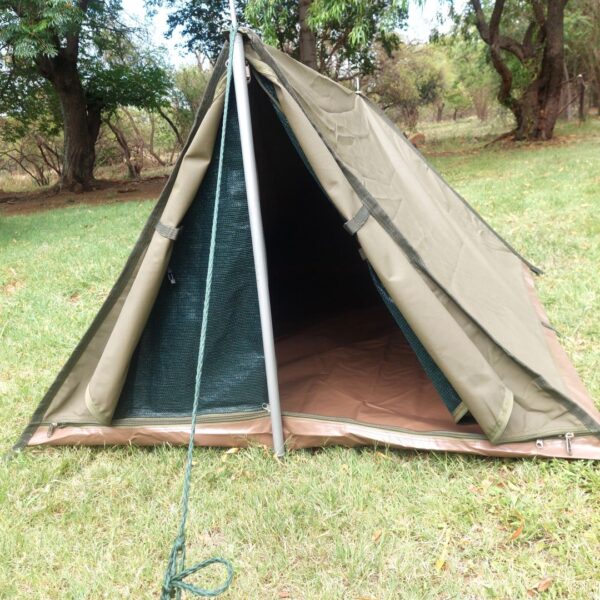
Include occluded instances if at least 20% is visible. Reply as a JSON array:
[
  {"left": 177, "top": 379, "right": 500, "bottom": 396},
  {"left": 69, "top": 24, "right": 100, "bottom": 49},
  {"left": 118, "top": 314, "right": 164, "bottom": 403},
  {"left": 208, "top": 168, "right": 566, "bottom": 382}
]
[{"left": 16, "top": 30, "right": 600, "bottom": 459}]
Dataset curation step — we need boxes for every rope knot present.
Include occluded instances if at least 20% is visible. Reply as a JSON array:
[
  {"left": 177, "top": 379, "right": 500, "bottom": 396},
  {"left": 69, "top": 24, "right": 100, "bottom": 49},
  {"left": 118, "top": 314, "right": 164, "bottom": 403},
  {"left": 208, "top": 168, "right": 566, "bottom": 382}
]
[{"left": 162, "top": 551, "right": 234, "bottom": 599}]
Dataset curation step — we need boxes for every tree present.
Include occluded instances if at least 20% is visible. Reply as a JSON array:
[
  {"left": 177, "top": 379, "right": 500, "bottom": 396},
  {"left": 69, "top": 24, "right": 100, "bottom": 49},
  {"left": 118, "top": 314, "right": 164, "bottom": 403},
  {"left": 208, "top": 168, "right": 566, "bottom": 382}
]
[
  {"left": 156, "top": 0, "right": 408, "bottom": 78},
  {"left": 465, "top": 0, "right": 569, "bottom": 140},
  {"left": 437, "top": 36, "right": 497, "bottom": 121},
  {"left": 365, "top": 44, "right": 446, "bottom": 129},
  {"left": 0, "top": 64, "right": 64, "bottom": 185},
  {"left": 170, "top": 65, "right": 211, "bottom": 140},
  {"left": 150, "top": 0, "right": 247, "bottom": 65},
  {"left": 0, "top": 1, "right": 172, "bottom": 190}
]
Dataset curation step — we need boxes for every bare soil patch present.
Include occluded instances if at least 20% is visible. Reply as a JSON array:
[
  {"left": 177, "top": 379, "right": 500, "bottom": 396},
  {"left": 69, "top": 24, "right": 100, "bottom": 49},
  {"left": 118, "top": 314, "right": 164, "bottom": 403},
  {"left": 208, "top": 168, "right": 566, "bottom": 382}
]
[{"left": 0, "top": 176, "right": 167, "bottom": 216}]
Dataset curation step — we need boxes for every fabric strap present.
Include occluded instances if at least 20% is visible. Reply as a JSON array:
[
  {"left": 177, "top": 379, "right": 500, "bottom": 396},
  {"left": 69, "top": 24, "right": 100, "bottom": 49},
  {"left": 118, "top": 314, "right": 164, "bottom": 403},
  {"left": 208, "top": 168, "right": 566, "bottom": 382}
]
[
  {"left": 156, "top": 221, "right": 182, "bottom": 241},
  {"left": 343, "top": 205, "right": 369, "bottom": 235}
]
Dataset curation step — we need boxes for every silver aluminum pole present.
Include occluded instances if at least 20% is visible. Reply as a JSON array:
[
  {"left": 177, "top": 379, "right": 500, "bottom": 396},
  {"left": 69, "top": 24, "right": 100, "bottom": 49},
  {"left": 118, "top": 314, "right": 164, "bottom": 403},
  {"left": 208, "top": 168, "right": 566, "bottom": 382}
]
[{"left": 228, "top": 2, "right": 285, "bottom": 457}]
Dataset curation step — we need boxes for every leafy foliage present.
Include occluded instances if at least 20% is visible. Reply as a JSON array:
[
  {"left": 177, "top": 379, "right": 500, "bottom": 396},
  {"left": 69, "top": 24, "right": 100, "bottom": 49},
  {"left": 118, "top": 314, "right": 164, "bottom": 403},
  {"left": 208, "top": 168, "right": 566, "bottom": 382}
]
[
  {"left": 0, "top": 1, "right": 174, "bottom": 184},
  {"left": 82, "top": 53, "right": 173, "bottom": 115},
  {"left": 0, "top": 0, "right": 84, "bottom": 59},
  {"left": 435, "top": 35, "right": 498, "bottom": 121},
  {"left": 245, "top": 0, "right": 408, "bottom": 75},
  {"left": 155, "top": 0, "right": 408, "bottom": 77},
  {"left": 366, "top": 43, "right": 446, "bottom": 129},
  {"left": 149, "top": 0, "right": 247, "bottom": 63},
  {"left": 171, "top": 65, "right": 211, "bottom": 137},
  {"left": 564, "top": 0, "right": 600, "bottom": 104}
]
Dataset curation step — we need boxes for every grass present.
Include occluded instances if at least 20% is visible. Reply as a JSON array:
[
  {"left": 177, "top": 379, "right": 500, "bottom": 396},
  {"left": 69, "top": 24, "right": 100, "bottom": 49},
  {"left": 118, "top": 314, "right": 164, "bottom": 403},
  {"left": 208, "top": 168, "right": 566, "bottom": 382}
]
[{"left": 1, "top": 118, "right": 599, "bottom": 599}]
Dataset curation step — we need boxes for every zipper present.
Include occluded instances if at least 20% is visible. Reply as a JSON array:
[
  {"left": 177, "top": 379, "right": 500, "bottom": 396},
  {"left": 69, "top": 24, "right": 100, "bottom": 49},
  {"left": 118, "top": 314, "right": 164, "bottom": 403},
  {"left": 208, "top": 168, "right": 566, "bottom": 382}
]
[
  {"left": 281, "top": 411, "right": 487, "bottom": 440},
  {"left": 46, "top": 422, "right": 69, "bottom": 438},
  {"left": 43, "top": 414, "right": 583, "bottom": 449},
  {"left": 113, "top": 410, "right": 268, "bottom": 427},
  {"left": 41, "top": 410, "right": 269, "bottom": 433},
  {"left": 281, "top": 413, "right": 591, "bottom": 445}
]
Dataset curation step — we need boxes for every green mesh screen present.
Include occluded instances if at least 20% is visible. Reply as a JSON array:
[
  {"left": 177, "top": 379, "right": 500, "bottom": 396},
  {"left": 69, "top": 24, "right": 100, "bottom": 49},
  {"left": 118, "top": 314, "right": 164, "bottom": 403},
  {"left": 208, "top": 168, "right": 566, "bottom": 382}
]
[{"left": 115, "top": 89, "right": 267, "bottom": 419}]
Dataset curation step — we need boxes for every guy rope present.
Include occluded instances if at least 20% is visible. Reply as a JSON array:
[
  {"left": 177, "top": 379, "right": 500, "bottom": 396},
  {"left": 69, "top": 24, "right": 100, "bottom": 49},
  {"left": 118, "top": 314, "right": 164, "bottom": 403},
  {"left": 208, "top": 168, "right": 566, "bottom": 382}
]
[{"left": 160, "top": 24, "right": 238, "bottom": 600}]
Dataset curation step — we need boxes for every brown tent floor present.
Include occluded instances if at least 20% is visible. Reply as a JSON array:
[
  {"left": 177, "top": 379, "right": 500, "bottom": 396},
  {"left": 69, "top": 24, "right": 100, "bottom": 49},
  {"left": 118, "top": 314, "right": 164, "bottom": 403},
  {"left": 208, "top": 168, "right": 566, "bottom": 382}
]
[
  {"left": 28, "top": 304, "right": 600, "bottom": 459},
  {"left": 276, "top": 306, "right": 482, "bottom": 435}
]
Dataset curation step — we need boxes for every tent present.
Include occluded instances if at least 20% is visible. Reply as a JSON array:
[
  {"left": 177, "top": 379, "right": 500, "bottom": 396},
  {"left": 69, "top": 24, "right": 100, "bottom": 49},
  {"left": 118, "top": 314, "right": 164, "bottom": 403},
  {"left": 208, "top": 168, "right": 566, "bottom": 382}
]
[{"left": 16, "top": 30, "right": 600, "bottom": 459}]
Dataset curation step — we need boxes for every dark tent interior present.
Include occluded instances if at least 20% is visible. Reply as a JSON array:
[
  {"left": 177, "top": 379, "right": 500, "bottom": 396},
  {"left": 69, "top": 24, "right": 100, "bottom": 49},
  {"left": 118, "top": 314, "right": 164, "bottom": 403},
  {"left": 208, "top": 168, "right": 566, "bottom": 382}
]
[
  {"left": 249, "top": 75, "right": 479, "bottom": 434},
  {"left": 116, "top": 73, "right": 482, "bottom": 437}
]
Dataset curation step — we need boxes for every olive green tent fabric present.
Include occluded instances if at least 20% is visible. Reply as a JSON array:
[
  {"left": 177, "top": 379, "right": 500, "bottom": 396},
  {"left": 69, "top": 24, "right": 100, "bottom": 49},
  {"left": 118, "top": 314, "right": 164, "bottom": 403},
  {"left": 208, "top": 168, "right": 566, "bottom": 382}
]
[
  {"left": 243, "top": 34, "right": 600, "bottom": 443},
  {"left": 17, "top": 51, "right": 230, "bottom": 431},
  {"left": 16, "top": 32, "right": 600, "bottom": 452}
]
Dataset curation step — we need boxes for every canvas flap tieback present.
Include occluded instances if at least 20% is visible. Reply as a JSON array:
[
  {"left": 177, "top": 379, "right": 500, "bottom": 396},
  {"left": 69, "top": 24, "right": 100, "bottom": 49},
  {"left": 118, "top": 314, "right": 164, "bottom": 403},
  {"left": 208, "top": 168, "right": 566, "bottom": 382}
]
[
  {"left": 156, "top": 221, "right": 182, "bottom": 240},
  {"left": 84, "top": 85, "right": 228, "bottom": 426}
]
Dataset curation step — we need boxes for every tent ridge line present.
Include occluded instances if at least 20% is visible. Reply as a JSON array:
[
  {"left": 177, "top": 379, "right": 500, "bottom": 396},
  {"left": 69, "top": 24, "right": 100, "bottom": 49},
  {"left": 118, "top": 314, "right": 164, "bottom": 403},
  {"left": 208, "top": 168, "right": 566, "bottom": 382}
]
[{"left": 246, "top": 33, "right": 600, "bottom": 438}]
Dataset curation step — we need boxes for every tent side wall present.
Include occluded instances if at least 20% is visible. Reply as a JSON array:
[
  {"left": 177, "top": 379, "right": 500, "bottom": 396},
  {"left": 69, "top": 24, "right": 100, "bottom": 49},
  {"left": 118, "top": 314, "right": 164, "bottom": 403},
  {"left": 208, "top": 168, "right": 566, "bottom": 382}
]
[
  {"left": 243, "top": 35, "right": 600, "bottom": 443},
  {"left": 13, "top": 51, "right": 230, "bottom": 449},
  {"left": 115, "top": 88, "right": 268, "bottom": 420}
]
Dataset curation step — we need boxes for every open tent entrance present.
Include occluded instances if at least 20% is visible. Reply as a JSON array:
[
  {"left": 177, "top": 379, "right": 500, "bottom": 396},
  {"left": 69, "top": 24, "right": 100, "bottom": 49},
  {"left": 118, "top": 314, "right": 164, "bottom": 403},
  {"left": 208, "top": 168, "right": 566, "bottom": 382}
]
[
  {"left": 248, "top": 75, "right": 483, "bottom": 437},
  {"left": 116, "top": 73, "right": 483, "bottom": 437}
]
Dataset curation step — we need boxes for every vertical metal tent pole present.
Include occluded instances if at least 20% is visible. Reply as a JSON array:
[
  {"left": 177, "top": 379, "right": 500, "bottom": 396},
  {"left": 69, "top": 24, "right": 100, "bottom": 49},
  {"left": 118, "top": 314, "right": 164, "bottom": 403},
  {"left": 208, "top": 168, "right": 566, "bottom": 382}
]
[{"left": 228, "top": 3, "right": 285, "bottom": 457}]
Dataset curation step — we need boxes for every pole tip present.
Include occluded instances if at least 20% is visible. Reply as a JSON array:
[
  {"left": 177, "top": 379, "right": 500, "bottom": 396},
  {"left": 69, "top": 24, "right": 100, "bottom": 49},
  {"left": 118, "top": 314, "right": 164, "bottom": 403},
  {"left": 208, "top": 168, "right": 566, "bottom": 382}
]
[{"left": 229, "top": 0, "right": 238, "bottom": 27}]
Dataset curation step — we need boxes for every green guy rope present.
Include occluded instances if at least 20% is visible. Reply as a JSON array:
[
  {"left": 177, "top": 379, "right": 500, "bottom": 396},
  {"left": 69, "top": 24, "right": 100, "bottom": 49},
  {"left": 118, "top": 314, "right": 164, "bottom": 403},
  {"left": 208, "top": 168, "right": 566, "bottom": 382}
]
[{"left": 161, "top": 25, "right": 238, "bottom": 600}]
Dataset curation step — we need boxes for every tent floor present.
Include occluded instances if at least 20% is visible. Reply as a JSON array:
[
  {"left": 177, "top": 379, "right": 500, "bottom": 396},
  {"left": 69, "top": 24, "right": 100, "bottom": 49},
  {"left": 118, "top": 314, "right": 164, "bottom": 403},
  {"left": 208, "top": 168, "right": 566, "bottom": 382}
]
[
  {"left": 276, "top": 306, "right": 483, "bottom": 436},
  {"left": 27, "top": 305, "right": 600, "bottom": 458}
]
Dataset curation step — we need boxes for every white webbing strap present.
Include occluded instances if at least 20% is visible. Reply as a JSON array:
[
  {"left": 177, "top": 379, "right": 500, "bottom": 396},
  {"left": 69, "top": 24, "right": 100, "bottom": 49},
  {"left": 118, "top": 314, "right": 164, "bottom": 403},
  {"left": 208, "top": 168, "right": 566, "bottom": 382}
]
[{"left": 343, "top": 205, "right": 369, "bottom": 235}]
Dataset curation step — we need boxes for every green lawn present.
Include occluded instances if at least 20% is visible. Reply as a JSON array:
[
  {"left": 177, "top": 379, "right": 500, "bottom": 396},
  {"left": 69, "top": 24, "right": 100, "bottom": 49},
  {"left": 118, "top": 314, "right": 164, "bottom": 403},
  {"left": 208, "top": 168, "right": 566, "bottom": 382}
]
[{"left": 1, "top": 120, "right": 599, "bottom": 599}]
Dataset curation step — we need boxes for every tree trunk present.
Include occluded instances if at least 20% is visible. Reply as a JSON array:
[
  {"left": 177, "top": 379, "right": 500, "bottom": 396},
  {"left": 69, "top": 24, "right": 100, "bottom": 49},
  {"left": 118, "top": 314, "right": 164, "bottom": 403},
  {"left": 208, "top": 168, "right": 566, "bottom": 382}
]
[
  {"left": 533, "top": 0, "right": 565, "bottom": 139},
  {"left": 147, "top": 114, "right": 167, "bottom": 166},
  {"left": 502, "top": 0, "right": 565, "bottom": 139},
  {"left": 37, "top": 53, "right": 100, "bottom": 190},
  {"left": 471, "top": 0, "right": 567, "bottom": 141},
  {"left": 563, "top": 60, "right": 572, "bottom": 120},
  {"left": 158, "top": 107, "right": 184, "bottom": 147},
  {"left": 436, "top": 101, "right": 444, "bottom": 122},
  {"left": 107, "top": 119, "right": 141, "bottom": 180},
  {"left": 299, "top": 0, "right": 317, "bottom": 70},
  {"left": 577, "top": 74, "right": 586, "bottom": 121},
  {"left": 56, "top": 89, "right": 98, "bottom": 189}
]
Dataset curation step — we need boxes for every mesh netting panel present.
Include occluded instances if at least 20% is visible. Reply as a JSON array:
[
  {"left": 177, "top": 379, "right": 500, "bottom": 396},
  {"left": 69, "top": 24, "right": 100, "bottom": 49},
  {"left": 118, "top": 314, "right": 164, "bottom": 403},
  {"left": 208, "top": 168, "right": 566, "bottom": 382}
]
[
  {"left": 368, "top": 267, "right": 464, "bottom": 417},
  {"left": 115, "top": 90, "right": 267, "bottom": 419}
]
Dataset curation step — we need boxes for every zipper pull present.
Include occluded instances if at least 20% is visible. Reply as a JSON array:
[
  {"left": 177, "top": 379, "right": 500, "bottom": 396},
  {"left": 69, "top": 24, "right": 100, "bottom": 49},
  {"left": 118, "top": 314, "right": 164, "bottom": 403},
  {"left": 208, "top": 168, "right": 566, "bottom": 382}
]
[
  {"left": 261, "top": 403, "right": 271, "bottom": 414},
  {"left": 564, "top": 432, "right": 574, "bottom": 456},
  {"left": 47, "top": 423, "right": 58, "bottom": 438},
  {"left": 167, "top": 268, "right": 176, "bottom": 285}
]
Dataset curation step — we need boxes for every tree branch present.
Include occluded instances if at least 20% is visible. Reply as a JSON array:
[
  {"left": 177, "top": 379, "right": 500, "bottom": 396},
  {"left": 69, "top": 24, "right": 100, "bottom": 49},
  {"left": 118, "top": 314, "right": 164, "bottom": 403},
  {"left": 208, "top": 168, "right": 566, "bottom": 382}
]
[
  {"left": 530, "top": 0, "right": 547, "bottom": 27},
  {"left": 470, "top": 0, "right": 526, "bottom": 62},
  {"left": 158, "top": 107, "right": 184, "bottom": 147}
]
